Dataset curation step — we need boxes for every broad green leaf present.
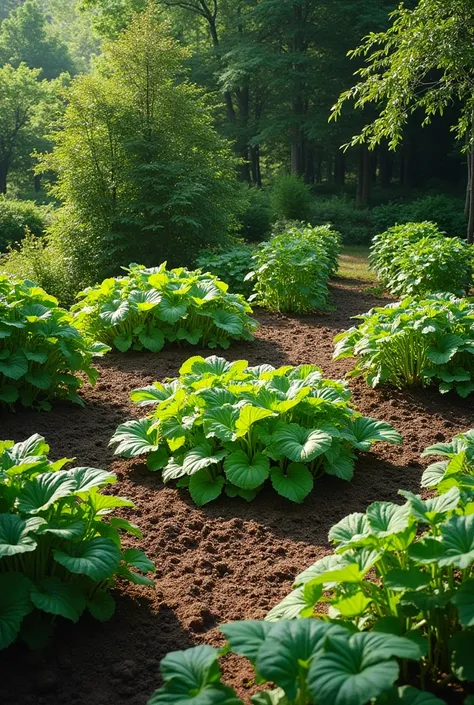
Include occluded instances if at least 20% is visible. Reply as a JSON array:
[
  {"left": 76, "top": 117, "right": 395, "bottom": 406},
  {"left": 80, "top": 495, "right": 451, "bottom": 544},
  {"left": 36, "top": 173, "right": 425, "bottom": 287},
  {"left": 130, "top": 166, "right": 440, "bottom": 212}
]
[
  {"left": 427, "top": 334, "right": 463, "bottom": 364},
  {"left": 211, "top": 310, "right": 243, "bottom": 335},
  {"left": 30, "top": 578, "right": 85, "bottom": 622},
  {"left": 408, "top": 538, "right": 446, "bottom": 564},
  {"left": 384, "top": 568, "right": 431, "bottom": 592},
  {"left": 147, "top": 448, "right": 169, "bottom": 472},
  {"left": 24, "top": 369, "right": 52, "bottom": 389},
  {"left": 87, "top": 590, "right": 116, "bottom": 622},
  {"left": 224, "top": 451, "right": 270, "bottom": 490},
  {"left": 450, "top": 630, "right": 474, "bottom": 682},
  {"left": 114, "top": 334, "right": 132, "bottom": 352},
  {"left": 250, "top": 689, "right": 285, "bottom": 705},
  {"left": 0, "top": 514, "right": 37, "bottom": 557},
  {"left": 265, "top": 586, "right": 321, "bottom": 622},
  {"left": 53, "top": 538, "right": 121, "bottom": 580},
  {"left": 0, "top": 349, "right": 28, "bottom": 380},
  {"left": 123, "top": 548, "right": 155, "bottom": 574},
  {"left": 0, "top": 385, "right": 19, "bottom": 403},
  {"left": 110, "top": 418, "right": 159, "bottom": 457},
  {"left": 438, "top": 515, "right": 474, "bottom": 569},
  {"left": 37, "top": 519, "right": 86, "bottom": 539},
  {"left": 399, "top": 487, "right": 460, "bottom": 524},
  {"left": 17, "top": 472, "right": 77, "bottom": 513},
  {"left": 342, "top": 417, "right": 402, "bottom": 451},
  {"left": 271, "top": 424, "right": 332, "bottom": 463},
  {"left": 108, "top": 517, "right": 142, "bottom": 538},
  {"left": 0, "top": 572, "right": 33, "bottom": 649},
  {"left": 295, "top": 554, "right": 347, "bottom": 587},
  {"left": 453, "top": 579, "right": 474, "bottom": 626},
  {"left": 367, "top": 502, "right": 411, "bottom": 537},
  {"left": 270, "top": 463, "right": 313, "bottom": 503},
  {"left": 100, "top": 299, "right": 130, "bottom": 325},
  {"left": 384, "top": 685, "right": 447, "bottom": 704},
  {"left": 87, "top": 489, "right": 134, "bottom": 514},
  {"left": 256, "top": 620, "right": 346, "bottom": 700},
  {"left": 183, "top": 443, "right": 228, "bottom": 476},
  {"left": 421, "top": 461, "right": 448, "bottom": 488},
  {"left": 189, "top": 469, "right": 225, "bottom": 506},
  {"left": 234, "top": 405, "right": 275, "bottom": 437},
  {"left": 139, "top": 327, "right": 165, "bottom": 353},
  {"left": 220, "top": 620, "right": 274, "bottom": 663},
  {"left": 203, "top": 406, "right": 239, "bottom": 443},
  {"left": 333, "top": 591, "right": 372, "bottom": 618},
  {"left": 155, "top": 298, "right": 188, "bottom": 324},
  {"left": 67, "top": 466, "right": 116, "bottom": 493},
  {"left": 328, "top": 512, "right": 370, "bottom": 547}
]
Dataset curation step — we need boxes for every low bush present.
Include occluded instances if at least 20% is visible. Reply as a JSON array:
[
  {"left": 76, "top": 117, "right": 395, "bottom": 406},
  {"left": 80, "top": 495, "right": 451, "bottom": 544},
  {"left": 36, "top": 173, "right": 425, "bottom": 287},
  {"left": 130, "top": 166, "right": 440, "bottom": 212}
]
[
  {"left": 0, "top": 434, "right": 154, "bottom": 650},
  {"left": 270, "top": 174, "right": 313, "bottom": 222},
  {"left": 239, "top": 187, "right": 271, "bottom": 242},
  {"left": 334, "top": 294, "right": 474, "bottom": 397},
  {"left": 196, "top": 245, "right": 255, "bottom": 297},
  {"left": 311, "top": 197, "right": 373, "bottom": 244},
  {"left": 263, "top": 430, "right": 474, "bottom": 703},
  {"left": 0, "top": 275, "right": 108, "bottom": 409},
  {"left": 72, "top": 263, "right": 257, "bottom": 352},
  {"left": 248, "top": 224, "right": 342, "bottom": 313},
  {"left": 110, "top": 355, "right": 401, "bottom": 506},
  {"left": 370, "top": 221, "right": 473, "bottom": 296},
  {"left": 372, "top": 194, "right": 467, "bottom": 239},
  {"left": 0, "top": 197, "right": 51, "bottom": 251}
]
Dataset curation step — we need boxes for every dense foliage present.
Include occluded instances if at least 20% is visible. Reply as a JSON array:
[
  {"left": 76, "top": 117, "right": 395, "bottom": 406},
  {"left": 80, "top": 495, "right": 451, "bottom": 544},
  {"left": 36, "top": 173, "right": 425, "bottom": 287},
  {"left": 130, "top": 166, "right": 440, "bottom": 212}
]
[
  {"left": 248, "top": 224, "right": 341, "bottom": 313},
  {"left": 0, "top": 433, "right": 155, "bottom": 649},
  {"left": 271, "top": 175, "right": 313, "bottom": 222},
  {"left": 334, "top": 294, "right": 474, "bottom": 397},
  {"left": 72, "top": 263, "right": 257, "bottom": 353},
  {"left": 196, "top": 246, "right": 255, "bottom": 298},
  {"left": 39, "top": 8, "right": 241, "bottom": 286},
  {"left": 264, "top": 430, "right": 474, "bottom": 703},
  {"left": 110, "top": 356, "right": 401, "bottom": 506},
  {"left": 0, "top": 275, "right": 108, "bottom": 408},
  {"left": 370, "top": 222, "right": 473, "bottom": 297},
  {"left": 0, "top": 197, "right": 50, "bottom": 250}
]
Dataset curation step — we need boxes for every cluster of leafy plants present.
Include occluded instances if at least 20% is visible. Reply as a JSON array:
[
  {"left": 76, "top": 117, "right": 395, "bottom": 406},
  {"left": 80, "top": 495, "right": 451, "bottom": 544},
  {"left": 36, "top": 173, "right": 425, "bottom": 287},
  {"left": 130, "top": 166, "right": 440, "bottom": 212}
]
[
  {"left": 0, "top": 274, "right": 108, "bottom": 408},
  {"left": 334, "top": 294, "right": 474, "bottom": 397},
  {"left": 196, "top": 245, "right": 255, "bottom": 297},
  {"left": 0, "top": 196, "right": 51, "bottom": 251},
  {"left": 0, "top": 434, "right": 155, "bottom": 650},
  {"left": 110, "top": 355, "right": 401, "bottom": 506},
  {"left": 370, "top": 221, "right": 473, "bottom": 296},
  {"left": 72, "top": 263, "right": 257, "bottom": 353},
  {"left": 262, "top": 429, "right": 474, "bottom": 704},
  {"left": 247, "top": 224, "right": 342, "bottom": 313}
]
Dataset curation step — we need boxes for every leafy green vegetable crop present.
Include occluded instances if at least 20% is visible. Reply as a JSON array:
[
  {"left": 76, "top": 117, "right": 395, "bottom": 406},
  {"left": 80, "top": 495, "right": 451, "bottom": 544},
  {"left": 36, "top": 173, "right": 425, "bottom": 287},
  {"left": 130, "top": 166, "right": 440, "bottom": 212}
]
[
  {"left": 247, "top": 223, "right": 342, "bottom": 313},
  {"left": 334, "top": 294, "right": 474, "bottom": 397},
  {"left": 0, "top": 434, "right": 155, "bottom": 650},
  {"left": 72, "top": 263, "right": 257, "bottom": 352},
  {"left": 110, "top": 355, "right": 401, "bottom": 506},
  {"left": 196, "top": 245, "right": 255, "bottom": 297},
  {"left": 370, "top": 221, "right": 473, "bottom": 296},
  {"left": 264, "top": 429, "right": 474, "bottom": 703},
  {"left": 0, "top": 275, "right": 108, "bottom": 409}
]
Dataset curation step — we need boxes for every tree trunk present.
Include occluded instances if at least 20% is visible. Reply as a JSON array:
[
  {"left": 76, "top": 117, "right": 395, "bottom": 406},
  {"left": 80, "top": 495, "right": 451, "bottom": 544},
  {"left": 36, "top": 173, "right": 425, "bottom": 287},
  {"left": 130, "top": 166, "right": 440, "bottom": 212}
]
[
  {"left": 34, "top": 174, "right": 41, "bottom": 193},
  {"left": 334, "top": 151, "right": 345, "bottom": 189},
  {"left": 361, "top": 147, "right": 371, "bottom": 206},
  {"left": 356, "top": 146, "right": 364, "bottom": 207},
  {"left": 305, "top": 146, "right": 314, "bottom": 184},
  {"left": 315, "top": 149, "right": 322, "bottom": 184},
  {"left": 250, "top": 145, "right": 261, "bottom": 186},
  {"left": 379, "top": 141, "right": 392, "bottom": 189},
  {"left": 465, "top": 148, "right": 471, "bottom": 219},
  {"left": 0, "top": 163, "right": 7, "bottom": 195},
  {"left": 468, "top": 147, "right": 474, "bottom": 244}
]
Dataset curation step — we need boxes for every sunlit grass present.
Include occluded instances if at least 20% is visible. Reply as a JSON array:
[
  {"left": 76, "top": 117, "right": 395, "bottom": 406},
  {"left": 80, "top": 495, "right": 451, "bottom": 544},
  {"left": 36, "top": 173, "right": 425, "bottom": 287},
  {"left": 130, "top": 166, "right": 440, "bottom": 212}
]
[{"left": 337, "top": 245, "right": 376, "bottom": 282}]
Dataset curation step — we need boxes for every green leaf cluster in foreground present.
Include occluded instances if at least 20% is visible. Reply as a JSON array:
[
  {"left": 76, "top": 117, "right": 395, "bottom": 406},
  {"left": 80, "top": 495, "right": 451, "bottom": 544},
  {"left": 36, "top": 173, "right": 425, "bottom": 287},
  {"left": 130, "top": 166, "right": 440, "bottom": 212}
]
[
  {"left": 110, "top": 355, "right": 401, "bottom": 506},
  {"left": 334, "top": 294, "right": 474, "bottom": 397},
  {"left": 0, "top": 275, "right": 109, "bottom": 408},
  {"left": 369, "top": 221, "right": 474, "bottom": 297},
  {"left": 0, "top": 434, "right": 155, "bottom": 650},
  {"left": 149, "top": 429, "right": 474, "bottom": 705},
  {"left": 246, "top": 223, "right": 341, "bottom": 313},
  {"left": 72, "top": 262, "right": 257, "bottom": 353}
]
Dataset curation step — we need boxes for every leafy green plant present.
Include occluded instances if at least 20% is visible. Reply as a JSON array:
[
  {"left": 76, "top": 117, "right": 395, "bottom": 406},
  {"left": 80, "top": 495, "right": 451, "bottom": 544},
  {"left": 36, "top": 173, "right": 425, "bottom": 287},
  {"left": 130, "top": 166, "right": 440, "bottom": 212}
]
[
  {"left": 369, "top": 222, "right": 473, "bottom": 296},
  {"left": 270, "top": 174, "right": 313, "bottom": 222},
  {"left": 0, "top": 274, "right": 108, "bottom": 408},
  {"left": 110, "top": 355, "right": 401, "bottom": 506},
  {"left": 72, "top": 263, "right": 257, "bottom": 353},
  {"left": 0, "top": 196, "right": 51, "bottom": 251},
  {"left": 196, "top": 245, "right": 255, "bottom": 297},
  {"left": 239, "top": 187, "right": 271, "bottom": 242},
  {"left": 371, "top": 195, "right": 467, "bottom": 240},
  {"left": 247, "top": 224, "right": 342, "bottom": 313},
  {"left": 0, "top": 433, "right": 155, "bottom": 650},
  {"left": 265, "top": 430, "right": 474, "bottom": 703},
  {"left": 334, "top": 294, "right": 474, "bottom": 397},
  {"left": 148, "top": 620, "right": 438, "bottom": 705}
]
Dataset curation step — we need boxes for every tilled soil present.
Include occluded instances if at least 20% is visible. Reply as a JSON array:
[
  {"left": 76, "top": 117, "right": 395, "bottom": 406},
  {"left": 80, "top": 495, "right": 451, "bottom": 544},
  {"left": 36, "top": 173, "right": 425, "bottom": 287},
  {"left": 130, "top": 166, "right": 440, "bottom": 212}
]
[{"left": 0, "top": 279, "right": 473, "bottom": 705}]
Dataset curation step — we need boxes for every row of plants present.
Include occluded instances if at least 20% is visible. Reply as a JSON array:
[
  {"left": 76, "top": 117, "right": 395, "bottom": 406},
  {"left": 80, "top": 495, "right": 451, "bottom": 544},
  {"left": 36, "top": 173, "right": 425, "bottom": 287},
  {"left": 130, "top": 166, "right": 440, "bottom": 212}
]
[
  {"left": 0, "top": 434, "right": 155, "bottom": 650},
  {"left": 370, "top": 222, "right": 474, "bottom": 297},
  {"left": 110, "top": 355, "right": 401, "bottom": 505},
  {"left": 149, "top": 428, "right": 474, "bottom": 705}
]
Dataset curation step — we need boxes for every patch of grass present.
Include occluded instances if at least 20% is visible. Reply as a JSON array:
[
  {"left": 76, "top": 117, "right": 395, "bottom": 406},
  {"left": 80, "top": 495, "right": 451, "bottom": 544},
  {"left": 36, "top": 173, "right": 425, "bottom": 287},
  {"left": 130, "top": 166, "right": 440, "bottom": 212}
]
[{"left": 337, "top": 245, "right": 376, "bottom": 282}]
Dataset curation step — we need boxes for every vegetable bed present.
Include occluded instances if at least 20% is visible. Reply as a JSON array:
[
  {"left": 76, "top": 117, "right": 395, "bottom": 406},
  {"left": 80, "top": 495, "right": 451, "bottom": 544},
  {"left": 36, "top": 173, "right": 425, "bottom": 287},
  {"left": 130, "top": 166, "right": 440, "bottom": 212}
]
[{"left": 0, "top": 278, "right": 472, "bottom": 705}]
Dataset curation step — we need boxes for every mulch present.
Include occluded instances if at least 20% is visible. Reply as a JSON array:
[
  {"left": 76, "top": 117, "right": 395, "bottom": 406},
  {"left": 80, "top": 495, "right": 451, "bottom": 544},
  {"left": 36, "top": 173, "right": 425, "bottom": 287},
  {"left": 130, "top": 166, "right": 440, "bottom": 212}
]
[{"left": 0, "top": 278, "right": 472, "bottom": 705}]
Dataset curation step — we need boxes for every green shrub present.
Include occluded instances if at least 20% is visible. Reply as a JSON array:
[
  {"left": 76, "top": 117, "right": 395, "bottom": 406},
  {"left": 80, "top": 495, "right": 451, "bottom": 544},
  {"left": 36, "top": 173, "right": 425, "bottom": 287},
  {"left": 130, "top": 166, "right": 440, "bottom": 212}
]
[
  {"left": 311, "top": 197, "right": 373, "bottom": 244},
  {"left": 72, "top": 263, "right": 257, "bottom": 353},
  {"left": 372, "top": 194, "right": 467, "bottom": 239},
  {"left": 196, "top": 245, "right": 255, "bottom": 297},
  {"left": 0, "top": 275, "right": 108, "bottom": 409},
  {"left": 270, "top": 174, "right": 312, "bottom": 221},
  {"left": 334, "top": 294, "right": 474, "bottom": 397},
  {"left": 239, "top": 187, "right": 271, "bottom": 242},
  {"left": 262, "top": 431, "right": 474, "bottom": 704},
  {"left": 110, "top": 355, "right": 401, "bottom": 506},
  {"left": 0, "top": 433, "right": 154, "bottom": 650},
  {"left": 370, "top": 221, "right": 473, "bottom": 296},
  {"left": 248, "top": 224, "right": 341, "bottom": 313},
  {"left": 0, "top": 197, "right": 50, "bottom": 251}
]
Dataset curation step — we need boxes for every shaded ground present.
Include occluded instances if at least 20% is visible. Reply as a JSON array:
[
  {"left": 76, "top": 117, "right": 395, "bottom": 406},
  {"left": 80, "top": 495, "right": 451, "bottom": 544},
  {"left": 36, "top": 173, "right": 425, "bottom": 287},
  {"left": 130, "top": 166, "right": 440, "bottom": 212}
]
[{"left": 0, "top": 279, "right": 473, "bottom": 705}]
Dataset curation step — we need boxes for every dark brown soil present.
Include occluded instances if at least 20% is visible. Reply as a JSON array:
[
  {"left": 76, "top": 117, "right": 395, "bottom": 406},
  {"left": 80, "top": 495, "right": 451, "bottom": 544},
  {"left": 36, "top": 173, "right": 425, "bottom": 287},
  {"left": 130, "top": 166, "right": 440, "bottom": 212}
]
[{"left": 0, "top": 279, "right": 473, "bottom": 705}]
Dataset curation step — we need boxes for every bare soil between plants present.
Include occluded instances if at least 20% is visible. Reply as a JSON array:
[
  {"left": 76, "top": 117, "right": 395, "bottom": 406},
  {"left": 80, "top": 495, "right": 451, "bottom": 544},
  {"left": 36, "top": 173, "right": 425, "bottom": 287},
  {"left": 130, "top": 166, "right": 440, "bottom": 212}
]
[{"left": 1, "top": 278, "right": 473, "bottom": 705}]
